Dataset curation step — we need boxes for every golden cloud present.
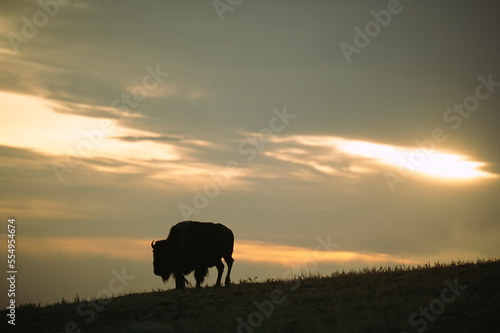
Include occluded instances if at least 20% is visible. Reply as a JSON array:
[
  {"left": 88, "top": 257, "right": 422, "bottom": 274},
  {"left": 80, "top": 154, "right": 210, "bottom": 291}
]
[{"left": 18, "top": 237, "right": 416, "bottom": 267}]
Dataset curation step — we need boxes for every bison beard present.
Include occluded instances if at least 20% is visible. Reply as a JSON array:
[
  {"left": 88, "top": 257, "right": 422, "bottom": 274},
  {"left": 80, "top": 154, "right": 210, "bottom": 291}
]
[{"left": 152, "top": 221, "right": 234, "bottom": 289}]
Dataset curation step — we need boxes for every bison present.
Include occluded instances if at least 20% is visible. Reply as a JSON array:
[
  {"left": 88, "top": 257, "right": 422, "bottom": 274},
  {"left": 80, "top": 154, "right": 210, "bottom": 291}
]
[{"left": 151, "top": 221, "right": 234, "bottom": 289}]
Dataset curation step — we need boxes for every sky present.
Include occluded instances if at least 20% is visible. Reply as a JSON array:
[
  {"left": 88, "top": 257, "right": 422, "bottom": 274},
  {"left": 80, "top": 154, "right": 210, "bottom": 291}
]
[{"left": 1, "top": 0, "right": 499, "bottom": 311}]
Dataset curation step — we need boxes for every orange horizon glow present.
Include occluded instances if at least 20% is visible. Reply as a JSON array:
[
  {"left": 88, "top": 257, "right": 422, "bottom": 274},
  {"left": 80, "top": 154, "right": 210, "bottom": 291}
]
[
  {"left": 18, "top": 237, "right": 417, "bottom": 267},
  {"left": 234, "top": 240, "right": 416, "bottom": 265}
]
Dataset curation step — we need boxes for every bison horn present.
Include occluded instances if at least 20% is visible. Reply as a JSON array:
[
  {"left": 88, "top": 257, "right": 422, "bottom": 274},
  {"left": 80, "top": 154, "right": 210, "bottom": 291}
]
[{"left": 151, "top": 240, "right": 155, "bottom": 248}]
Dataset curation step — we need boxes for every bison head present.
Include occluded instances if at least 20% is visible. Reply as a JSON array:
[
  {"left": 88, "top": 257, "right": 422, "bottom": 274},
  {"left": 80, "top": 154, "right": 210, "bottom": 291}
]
[{"left": 151, "top": 239, "right": 176, "bottom": 283}]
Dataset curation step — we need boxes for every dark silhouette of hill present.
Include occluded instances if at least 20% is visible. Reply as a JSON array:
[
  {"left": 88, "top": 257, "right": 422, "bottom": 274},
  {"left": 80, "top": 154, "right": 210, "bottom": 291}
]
[{"left": 5, "top": 259, "right": 499, "bottom": 332}]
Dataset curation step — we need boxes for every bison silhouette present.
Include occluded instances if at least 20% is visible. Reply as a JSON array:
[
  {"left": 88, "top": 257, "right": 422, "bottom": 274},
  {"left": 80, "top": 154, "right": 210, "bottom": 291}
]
[{"left": 151, "top": 221, "right": 234, "bottom": 289}]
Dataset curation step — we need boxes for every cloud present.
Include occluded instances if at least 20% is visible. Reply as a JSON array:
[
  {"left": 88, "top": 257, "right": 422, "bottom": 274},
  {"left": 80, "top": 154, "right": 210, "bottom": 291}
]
[
  {"left": 263, "top": 134, "right": 498, "bottom": 182},
  {"left": 234, "top": 240, "right": 417, "bottom": 266},
  {"left": 0, "top": 91, "right": 182, "bottom": 166},
  {"left": 187, "top": 89, "right": 208, "bottom": 100},
  {"left": 125, "top": 82, "right": 180, "bottom": 98},
  {"left": 112, "top": 135, "right": 182, "bottom": 143}
]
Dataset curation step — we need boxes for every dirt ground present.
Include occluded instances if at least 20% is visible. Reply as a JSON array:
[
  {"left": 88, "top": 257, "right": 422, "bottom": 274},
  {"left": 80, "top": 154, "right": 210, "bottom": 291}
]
[{"left": 5, "top": 259, "right": 500, "bottom": 333}]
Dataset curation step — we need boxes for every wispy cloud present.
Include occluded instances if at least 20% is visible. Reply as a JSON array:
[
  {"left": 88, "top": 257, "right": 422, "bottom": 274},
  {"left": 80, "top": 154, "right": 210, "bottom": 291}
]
[
  {"left": 125, "top": 82, "right": 180, "bottom": 98},
  {"left": 265, "top": 135, "right": 497, "bottom": 181},
  {"left": 112, "top": 135, "right": 182, "bottom": 143}
]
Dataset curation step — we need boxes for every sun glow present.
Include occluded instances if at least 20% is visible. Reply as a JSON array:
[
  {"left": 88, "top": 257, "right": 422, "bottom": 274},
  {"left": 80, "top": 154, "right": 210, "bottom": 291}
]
[
  {"left": 340, "top": 142, "right": 495, "bottom": 180},
  {"left": 273, "top": 135, "right": 496, "bottom": 181},
  {"left": 416, "top": 154, "right": 492, "bottom": 179}
]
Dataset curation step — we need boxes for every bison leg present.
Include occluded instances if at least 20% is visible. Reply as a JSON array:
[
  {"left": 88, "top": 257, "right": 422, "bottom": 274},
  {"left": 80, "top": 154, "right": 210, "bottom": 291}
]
[
  {"left": 215, "top": 260, "right": 224, "bottom": 287},
  {"left": 174, "top": 273, "right": 186, "bottom": 290},
  {"left": 194, "top": 267, "right": 208, "bottom": 289},
  {"left": 224, "top": 256, "right": 234, "bottom": 287}
]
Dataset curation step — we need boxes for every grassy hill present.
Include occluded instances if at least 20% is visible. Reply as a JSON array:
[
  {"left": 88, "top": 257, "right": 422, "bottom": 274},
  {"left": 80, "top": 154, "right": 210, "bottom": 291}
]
[{"left": 5, "top": 259, "right": 500, "bottom": 333}]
